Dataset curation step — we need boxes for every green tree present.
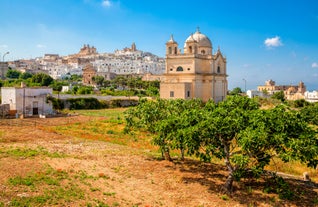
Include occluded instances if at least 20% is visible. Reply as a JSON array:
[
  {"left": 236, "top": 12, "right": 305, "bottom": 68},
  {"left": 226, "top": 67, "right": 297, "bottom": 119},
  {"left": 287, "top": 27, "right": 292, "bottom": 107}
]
[
  {"left": 6, "top": 69, "right": 21, "bottom": 79},
  {"left": 70, "top": 74, "right": 82, "bottom": 81},
  {"left": 271, "top": 90, "right": 285, "bottom": 102},
  {"left": 19, "top": 72, "right": 33, "bottom": 80},
  {"left": 229, "top": 87, "right": 243, "bottom": 95},
  {"left": 92, "top": 75, "right": 104, "bottom": 86},
  {"left": 31, "top": 73, "right": 53, "bottom": 86}
]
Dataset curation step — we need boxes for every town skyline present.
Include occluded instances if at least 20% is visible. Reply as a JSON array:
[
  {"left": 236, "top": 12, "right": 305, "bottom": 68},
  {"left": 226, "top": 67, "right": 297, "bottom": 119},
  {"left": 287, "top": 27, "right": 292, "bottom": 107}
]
[{"left": 1, "top": 0, "right": 318, "bottom": 90}]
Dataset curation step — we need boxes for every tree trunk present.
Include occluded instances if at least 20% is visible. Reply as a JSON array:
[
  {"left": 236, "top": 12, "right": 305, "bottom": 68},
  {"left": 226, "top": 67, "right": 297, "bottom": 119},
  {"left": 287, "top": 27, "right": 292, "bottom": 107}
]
[
  {"left": 180, "top": 146, "right": 185, "bottom": 161},
  {"left": 222, "top": 139, "right": 234, "bottom": 193},
  {"left": 224, "top": 173, "right": 234, "bottom": 193},
  {"left": 161, "top": 147, "right": 172, "bottom": 161}
]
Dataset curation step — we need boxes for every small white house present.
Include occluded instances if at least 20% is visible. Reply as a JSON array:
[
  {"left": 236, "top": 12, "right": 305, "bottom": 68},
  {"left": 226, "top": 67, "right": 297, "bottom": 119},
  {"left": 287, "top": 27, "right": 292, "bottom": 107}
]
[
  {"left": 246, "top": 90, "right": 268, "bottom": 98},
  {"left": 1, "top": 85, "right": 53, "bottom": 117},
  {"left": 304, "top": 91, "right": 318, "bottom": 103}
]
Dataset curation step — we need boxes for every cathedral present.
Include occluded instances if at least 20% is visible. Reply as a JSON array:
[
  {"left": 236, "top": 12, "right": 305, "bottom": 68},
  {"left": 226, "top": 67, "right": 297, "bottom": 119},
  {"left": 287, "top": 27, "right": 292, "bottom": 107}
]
[{"left": 160, "top": 28, "right": 228, "bottom": 102}]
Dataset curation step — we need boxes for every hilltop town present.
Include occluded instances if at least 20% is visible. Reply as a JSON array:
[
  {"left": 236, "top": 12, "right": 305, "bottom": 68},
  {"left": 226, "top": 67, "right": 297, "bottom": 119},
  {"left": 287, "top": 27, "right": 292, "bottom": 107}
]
[{"left": 4, "top": 43, "right": 165, "bottom": 80}]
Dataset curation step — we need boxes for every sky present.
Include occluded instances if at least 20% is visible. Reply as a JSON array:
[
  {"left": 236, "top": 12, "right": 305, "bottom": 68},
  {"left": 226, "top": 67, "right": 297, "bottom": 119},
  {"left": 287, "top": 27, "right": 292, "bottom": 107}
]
[{"left": 0, "top": 0, "right": 318, "bottom": 90}]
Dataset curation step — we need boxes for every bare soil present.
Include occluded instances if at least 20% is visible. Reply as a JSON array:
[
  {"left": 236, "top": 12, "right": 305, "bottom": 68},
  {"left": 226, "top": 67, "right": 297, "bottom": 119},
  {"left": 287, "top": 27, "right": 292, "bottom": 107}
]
[{"left": 0, "top": 116, "right": 317, "bottom": 207}]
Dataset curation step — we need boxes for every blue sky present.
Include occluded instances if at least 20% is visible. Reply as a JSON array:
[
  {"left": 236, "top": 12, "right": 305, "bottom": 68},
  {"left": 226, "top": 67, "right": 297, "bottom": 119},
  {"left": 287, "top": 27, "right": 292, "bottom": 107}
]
[{"left": 1, "top": 0, "right": 318, "bottom": 90}]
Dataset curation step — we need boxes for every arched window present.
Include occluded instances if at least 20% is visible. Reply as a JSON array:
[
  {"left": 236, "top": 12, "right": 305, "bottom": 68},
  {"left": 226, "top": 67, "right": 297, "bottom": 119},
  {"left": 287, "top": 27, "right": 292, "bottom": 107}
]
[
  {"left": 189, "top": 46, "right": 192, "bottom": 53},
  {"left": 176, "top": 66, "right": 184, "bottom": 71},
  {"left": 201, "top": 50, "right": 205, "bottom": 55},
  {"left": 217, "top": 66, "right": 221, "bottom": 73},
  {"left": 174, "top": 47, "right": 177, "bottom": 54},
  {"left": 168, "top": 47, "right": 172, "bottom": 54}
]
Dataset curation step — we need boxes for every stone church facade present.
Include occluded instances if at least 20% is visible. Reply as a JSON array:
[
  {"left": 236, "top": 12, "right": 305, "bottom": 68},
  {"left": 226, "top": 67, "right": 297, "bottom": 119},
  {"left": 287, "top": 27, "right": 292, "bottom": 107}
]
[{"left": 160, "top": 29, "right": 228, "bottom": 102}]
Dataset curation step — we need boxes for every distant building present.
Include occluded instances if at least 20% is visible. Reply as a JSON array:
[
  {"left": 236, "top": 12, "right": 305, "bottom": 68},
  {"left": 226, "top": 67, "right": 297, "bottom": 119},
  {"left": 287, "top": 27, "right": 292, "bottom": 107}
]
[
  {"left": 78, "top": 44, "right": 97, "bottom": 56},
  {"left": 257, "top": 79, "right": 306, "bottom": 100},
  {"left": 82, "top": 63, "right": 117, "bottom": 86},
  {"left": 160, "top": 28, "right": 228, "bottom": 102},
  {"left": 304, "top": 91, "right": 318, "bottom": 103},
  {"left": 246, "top": 90, "right": 268, "bottom": 98},
  {"left": 1, "top": 84, "right": 53, "bottom": 117},
  {"left": 82, "top": 63, "right": 97, "bottom": 85}
]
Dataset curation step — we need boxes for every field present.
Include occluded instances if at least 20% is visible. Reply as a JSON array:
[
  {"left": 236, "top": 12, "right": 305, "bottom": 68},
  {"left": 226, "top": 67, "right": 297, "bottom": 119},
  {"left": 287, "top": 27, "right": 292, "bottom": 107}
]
[{"left": 0, "top": 108, "right": 318, "bottom": 207}]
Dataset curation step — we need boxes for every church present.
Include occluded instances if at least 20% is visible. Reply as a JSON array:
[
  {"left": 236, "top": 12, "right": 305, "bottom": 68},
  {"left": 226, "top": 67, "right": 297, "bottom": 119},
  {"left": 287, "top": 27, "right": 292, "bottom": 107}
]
[{"left": 160, "top": 28, "right": 228, "bottom": 102}]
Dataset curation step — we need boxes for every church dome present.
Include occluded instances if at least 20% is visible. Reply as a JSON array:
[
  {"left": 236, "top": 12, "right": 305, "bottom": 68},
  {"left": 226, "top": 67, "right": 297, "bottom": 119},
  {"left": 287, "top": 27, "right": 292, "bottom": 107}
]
[{"left": 184, "top": 29, "right": 212, "bottom": 48}]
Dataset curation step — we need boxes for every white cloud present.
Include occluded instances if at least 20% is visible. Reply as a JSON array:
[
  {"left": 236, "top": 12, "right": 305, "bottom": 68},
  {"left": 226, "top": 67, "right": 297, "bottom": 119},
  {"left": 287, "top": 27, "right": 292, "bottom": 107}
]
[
  {"left": 102, "top": 0, "right": 111, "bottom": 7},
  {"left": 264, "top": 36, "right": 283, "bottom": 48},
  {"left": 0, "top": 44, "right": 8, "bottom": 48},
  {"left": 312, "top": 62, "right": 318, "bottom": 68},
  {"left": 36, "top": 44, "right": 46, "bottom": 48}
]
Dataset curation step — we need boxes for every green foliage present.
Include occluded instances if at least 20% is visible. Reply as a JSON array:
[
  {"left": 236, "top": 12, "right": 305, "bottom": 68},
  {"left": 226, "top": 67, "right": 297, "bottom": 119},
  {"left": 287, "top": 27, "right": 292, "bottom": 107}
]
[
  {"left": 68, "top": 98, "right": 106, "bottom": 110},
  {"left": 6, "top": 69, "right": 21, "bottom": 79},
  {"left": 76, "top": 86, "right": 93, "bottom": 95},
  {"left": 70, "top": 74, "right": 82, "bottom": 81},
  {"left": 50, "top": 81, "right": 68, "bottom": 92},
  {"left": 125, "top": 96, "right": 318, "bottom": 193},
  {"left": 271, "top": 90, "right": 285, "bottom": 102},
  {"left": 19, "top": 72, "right": 33, "bottom": 80},
  {"left": 229, "top": 87, "right": 243, "bottom": 95},
  {"left": 47, "top": 96, "right": 64, "bottom": 110},
  {"left": 92, "top": 75, "right": 104, "bottom": 86},
  {"left": 31, "top": 73, "right": 54, "bottom": 86},
  {"left": 300, "top": 103, "right": 318, "bottom": 125},
  {"left": 292, "top": 99, "right": 310, "bottom": 108}
]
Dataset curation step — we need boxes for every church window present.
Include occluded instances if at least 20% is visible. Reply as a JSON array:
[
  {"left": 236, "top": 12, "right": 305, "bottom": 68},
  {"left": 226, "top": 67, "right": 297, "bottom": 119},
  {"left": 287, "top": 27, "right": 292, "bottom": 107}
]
[
  {"left": 170, "top": 68, "right": 173, "bottom": 71},
  {"left": 201, "top": 50, "right": 205, "bottom": 55},
  {"left": 189, "top": 46, "right": 192, "bottom": 53},
  {"left": 217, "top": 66, "right": 221, "bottom": 73},
  {"left": 176, "top": 66, "right": 183, "bottom": 71},
  {"left": 170, "top": 91, "right": 174, "bottom": 97},
  {"left": 187, "top": 68, "right": 190, "bottom": 71},
  {"left": 168, "top": 47, "right": 172, "bottom": 54},
  {"left": 174, "top": 47, "right": 177, "bottom": 54},
  {"left": 187, "top": 91, "right": 190, "bottom": 97}
]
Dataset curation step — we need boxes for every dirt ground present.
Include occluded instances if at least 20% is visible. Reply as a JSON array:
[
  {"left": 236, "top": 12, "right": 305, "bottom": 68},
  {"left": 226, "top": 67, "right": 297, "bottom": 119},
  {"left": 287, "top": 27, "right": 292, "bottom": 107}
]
[{"left": 0, "top": 116, "right": 318, "bottom": 207}]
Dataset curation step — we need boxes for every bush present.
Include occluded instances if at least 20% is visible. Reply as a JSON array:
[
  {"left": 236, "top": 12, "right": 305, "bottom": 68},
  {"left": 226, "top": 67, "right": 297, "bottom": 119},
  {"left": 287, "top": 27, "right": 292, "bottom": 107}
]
[{"left": 67, "top": 98, "right": 104, "bottom": 110}]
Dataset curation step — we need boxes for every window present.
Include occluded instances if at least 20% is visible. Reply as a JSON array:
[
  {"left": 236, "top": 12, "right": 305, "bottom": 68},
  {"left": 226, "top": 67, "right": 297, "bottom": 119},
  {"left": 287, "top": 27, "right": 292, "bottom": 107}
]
[
  {"left": 217, "top": 66, "right": 221, "bottom": 73},
  {"left": 174, "top": 47, "right": 177, "bottom": 54},
  {"left": 170, "top": 91, "right": 174, "bottom": 97},
  {"left": 187, "top": 91, "right": 190, "bottom": 97},
  {"left": 168, "top": 47, "right": 172, "bottom": 54},
  {"left": 170, "top": 68, "right": 173, "bottom": 71},
  {"left": 187, "top": 68, "right": 190, "bottom": 71},
  {"left": 176, "top": 66, "right": 183, "bottom": 71},
  {"left": 201, "top": 50, "right": 205, "bottom": 55},
  {"left": 189, "top": 46, "right": 192, "bottom": 53}
]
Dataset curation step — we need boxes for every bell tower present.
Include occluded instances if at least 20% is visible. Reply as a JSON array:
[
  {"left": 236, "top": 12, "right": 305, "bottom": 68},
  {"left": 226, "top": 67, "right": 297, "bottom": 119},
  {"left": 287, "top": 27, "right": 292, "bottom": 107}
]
[{"left": 166, "top": 35, "right": 178, "bottom": 55}]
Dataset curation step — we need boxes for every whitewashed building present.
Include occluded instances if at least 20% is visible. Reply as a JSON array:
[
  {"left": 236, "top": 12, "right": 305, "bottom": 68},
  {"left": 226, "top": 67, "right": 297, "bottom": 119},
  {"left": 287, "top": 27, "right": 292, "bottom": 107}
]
[
  {"left": 304, "top": 91, "right": 318, "bottom": 103},
  {"left": 246, "top": 90, "right": 268, "bottom": 98},
  {"left": 1, "top": 86, "right": 53, "bottom": 117}
]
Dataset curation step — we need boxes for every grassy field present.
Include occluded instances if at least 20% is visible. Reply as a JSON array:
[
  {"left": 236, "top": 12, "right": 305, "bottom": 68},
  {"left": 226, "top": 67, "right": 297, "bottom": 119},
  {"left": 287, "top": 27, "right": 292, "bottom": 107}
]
[{"left": 0, "top": 108, "right": 318, "bottom": 207}]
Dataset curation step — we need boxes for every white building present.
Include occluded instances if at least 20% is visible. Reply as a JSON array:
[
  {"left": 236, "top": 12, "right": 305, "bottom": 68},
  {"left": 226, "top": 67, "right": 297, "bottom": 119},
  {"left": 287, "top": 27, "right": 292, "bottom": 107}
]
[
  {"left": 304, "top": 91, "right": 318, "bottom": 103},
  {"left": 246, "top": 90, "right": 267, "bottom": 98},
  {"left": 1, "top": 86, "right": 53, "bottom": 117}
]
